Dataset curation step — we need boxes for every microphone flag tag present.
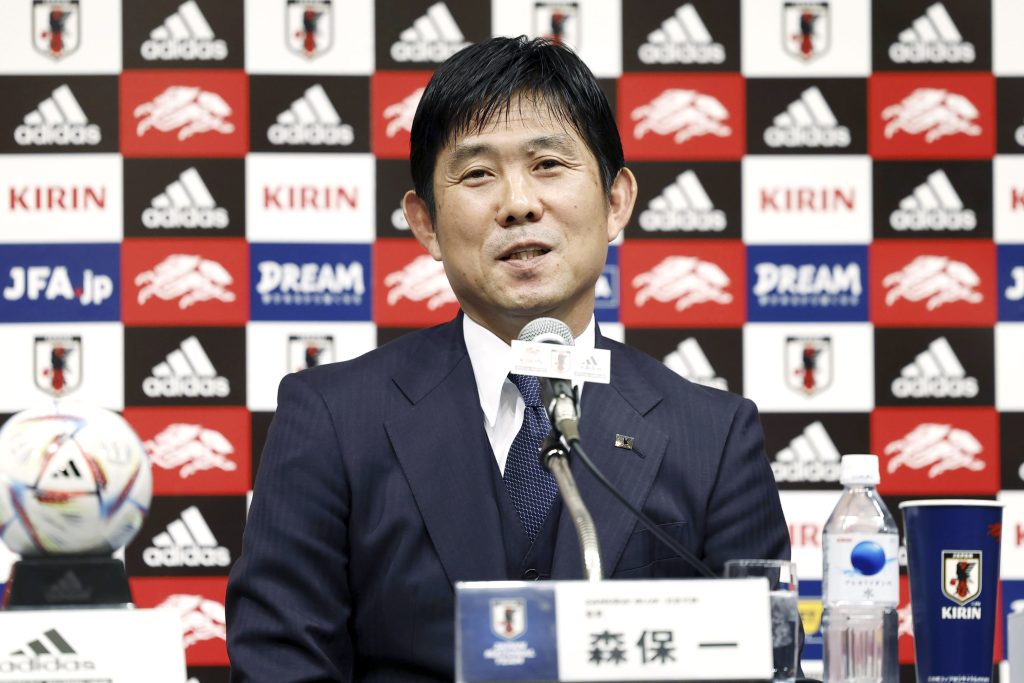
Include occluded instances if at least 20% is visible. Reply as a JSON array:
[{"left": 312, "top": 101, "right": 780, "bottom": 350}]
[{"left": 509, "top": 341, "right": 611, "bottom": 384}]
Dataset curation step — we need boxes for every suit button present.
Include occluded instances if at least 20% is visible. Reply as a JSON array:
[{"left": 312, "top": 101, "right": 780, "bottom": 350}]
[{"left": 521, "top": 569, "right": 540, "bottom": 581}]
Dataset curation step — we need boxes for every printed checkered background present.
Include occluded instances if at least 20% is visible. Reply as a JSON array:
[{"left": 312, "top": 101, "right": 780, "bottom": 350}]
[{"left": 1, "top": 0, "right": 1023, "bottom": 679}]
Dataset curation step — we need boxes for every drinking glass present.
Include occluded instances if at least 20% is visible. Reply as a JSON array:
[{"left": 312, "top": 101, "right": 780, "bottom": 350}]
[{"left": 724, "top": 559, "right": 800, "bottom": 683}]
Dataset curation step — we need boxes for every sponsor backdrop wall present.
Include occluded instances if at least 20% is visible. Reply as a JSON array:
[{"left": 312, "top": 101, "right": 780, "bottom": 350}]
[{"left": 1, "top": 0, "right": 1023, "bottom": 680}]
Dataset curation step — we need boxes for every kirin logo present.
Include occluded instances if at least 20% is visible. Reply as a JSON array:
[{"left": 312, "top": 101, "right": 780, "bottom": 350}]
[{"left": 631, "top": 89, "right": 732, "bottom": 144}]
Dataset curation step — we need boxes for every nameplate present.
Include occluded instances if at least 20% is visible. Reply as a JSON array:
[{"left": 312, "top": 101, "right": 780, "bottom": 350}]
[
  {"left": 510, "top": 342, "right": 611, "bottom": 384},
  {"left": 0, "top": 608, "right": 186, "bottom": 682},
  {"left": 455, "top": 579, "right": 772, "bottom": 682}
]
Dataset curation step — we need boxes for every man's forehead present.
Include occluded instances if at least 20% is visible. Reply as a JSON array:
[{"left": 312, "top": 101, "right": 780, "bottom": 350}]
[{"left": 443, "top": 98, "right": 583, "bottom": 151}]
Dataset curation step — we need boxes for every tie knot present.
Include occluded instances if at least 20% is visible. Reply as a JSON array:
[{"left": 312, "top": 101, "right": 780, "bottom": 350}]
[{"left": 508, "top": 373, "right": 543, "bottom": 407}]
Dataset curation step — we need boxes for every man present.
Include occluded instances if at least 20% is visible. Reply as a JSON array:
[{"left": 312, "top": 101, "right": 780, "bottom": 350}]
[{"left": 226, "top": 36, "right": 792, "bottom": 682}]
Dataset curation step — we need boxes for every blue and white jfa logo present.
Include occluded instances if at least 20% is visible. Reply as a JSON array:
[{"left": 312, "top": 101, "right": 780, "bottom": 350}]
[
  {"left": 999, "top": 245, "right": 1024, "bottom": 321},
  {"left": 250, "top": 244, "right": 371, "bottom": 321},
  {"left": 0, "top": 244, "right": 118, "bottom": 322},
  {"left": 595, "top": 246, "right": 619, "bottom": 322},
  {"left": 748, "top": 245, "right": 868, "bottom": 322}
]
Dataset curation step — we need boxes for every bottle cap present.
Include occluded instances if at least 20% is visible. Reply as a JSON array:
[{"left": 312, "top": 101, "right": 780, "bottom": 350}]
[{"left": 840, "top": 454, "right": 880, "bottom": 486}]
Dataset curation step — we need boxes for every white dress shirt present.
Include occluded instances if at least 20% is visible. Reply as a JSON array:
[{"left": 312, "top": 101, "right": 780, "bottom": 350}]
[{"left": 463, "top": 314, "right": 596, "bottom": 475}]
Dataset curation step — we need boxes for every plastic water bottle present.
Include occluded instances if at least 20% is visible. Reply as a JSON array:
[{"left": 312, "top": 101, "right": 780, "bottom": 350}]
[{"left": 822, "top": 454, "right": 899, "bottom": 682}]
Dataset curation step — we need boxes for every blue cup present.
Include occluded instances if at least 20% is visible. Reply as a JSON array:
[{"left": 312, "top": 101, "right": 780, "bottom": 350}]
[{"left": 900, "top": 500, "right": 1003, "bottom": 683}]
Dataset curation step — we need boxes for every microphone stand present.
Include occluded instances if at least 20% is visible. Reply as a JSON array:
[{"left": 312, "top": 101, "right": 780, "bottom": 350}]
[{"left": 539, "top": 430, "right": 602, "bottom": 582}]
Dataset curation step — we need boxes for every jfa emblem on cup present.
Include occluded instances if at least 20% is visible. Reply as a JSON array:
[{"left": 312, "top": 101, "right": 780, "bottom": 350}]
[
  {"left": 942, "top": 550, "right": 982, "bottom": 605},
  {"left": 490, "top": 598, "right": 527, "bottom": 640}
]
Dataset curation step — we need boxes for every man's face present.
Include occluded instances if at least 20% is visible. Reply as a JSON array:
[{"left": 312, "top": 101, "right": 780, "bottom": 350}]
[{"left": 404, "top": 102, "right": 636, "bottom": 341}]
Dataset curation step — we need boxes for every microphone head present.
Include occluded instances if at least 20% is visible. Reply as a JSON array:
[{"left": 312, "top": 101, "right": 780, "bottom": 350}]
[{"left": 517, "top": 317, "right": 574, "bottom": 346}]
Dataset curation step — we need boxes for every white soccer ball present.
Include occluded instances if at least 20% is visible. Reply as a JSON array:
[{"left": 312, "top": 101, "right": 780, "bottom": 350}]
[{"left": 0, "top": 403, "right": 152, "bottom": 556}]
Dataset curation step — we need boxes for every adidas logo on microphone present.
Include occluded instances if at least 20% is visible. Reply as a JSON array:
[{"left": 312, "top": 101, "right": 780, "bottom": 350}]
[
  {"left": 143, "top": 167, "right": 228, "bottom": 229},
  {"left": 888, "top": 2, "right": 974, "bottom": 64},
  {"left": 639, "top": 170, "right": 726, "bottom": 232},
  {"left": 141, "top": 0, "right": 227, "bottom": 61},
  {"left": 390, "top": 2, "right": 469, "bottom": 63},
  {"left": 143, "top": 336, "right": 230, "bottom": 398},
  {"left": 889, "top": 170, "right": 975, "bottom": 231},
  {"left": 638, "top": 3, "right": 725, "bottom": 65},
  {"left": 891, "top": 337, "right": 978, "bottom": 399},
  {"left": 143, "top": 505, "right": 230, "bottom": 568},
  {"left": 14, "top": 85, "right": 101, "bottom": 147},
  {"left": 763, "top": 86, "right": 850, "bottom": 149},
  {"left": 268, "top": 84, "right": 353, "bottom": 146}
]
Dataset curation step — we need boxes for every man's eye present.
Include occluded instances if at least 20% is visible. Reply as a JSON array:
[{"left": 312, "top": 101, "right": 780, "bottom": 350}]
[
  {"left": 537, "top": 159, "right": 562, "bottom": 170},
  {"left": 463, "top": 169, "right": 488, "bottom": 180}
]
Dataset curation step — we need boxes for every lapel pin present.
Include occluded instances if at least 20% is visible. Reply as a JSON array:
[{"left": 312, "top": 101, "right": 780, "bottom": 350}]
[{"left": 614, "top": 434, "right": 635, "bottom": 450}]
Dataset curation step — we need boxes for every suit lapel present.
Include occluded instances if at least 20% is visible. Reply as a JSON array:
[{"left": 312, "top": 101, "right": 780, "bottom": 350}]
[
  {"left": 551, "top": 333, "right": 670, "bottom": 578},
  {"left": 384, "top": 316, "right": 506, "bottom": 585}
]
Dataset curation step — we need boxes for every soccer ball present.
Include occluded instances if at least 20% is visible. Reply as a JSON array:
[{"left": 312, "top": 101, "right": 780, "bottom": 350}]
[{"left": 0, "top": 403, "right": 152, "bottom": 556}]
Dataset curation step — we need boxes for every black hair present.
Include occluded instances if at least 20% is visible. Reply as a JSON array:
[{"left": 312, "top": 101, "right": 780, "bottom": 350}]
[{"left": 409, "top": 36, "right": 624, "bottom": 219}]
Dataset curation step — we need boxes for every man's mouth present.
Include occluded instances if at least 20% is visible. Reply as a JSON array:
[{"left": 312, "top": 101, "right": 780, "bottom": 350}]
[{"left": 502, "top": 247, "right": 550, "bottom": 261}]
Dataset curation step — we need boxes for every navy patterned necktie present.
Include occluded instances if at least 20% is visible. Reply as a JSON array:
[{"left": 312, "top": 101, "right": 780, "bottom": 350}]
[{"left": 503, "top": 373, "right": 560, "bottom": 541}]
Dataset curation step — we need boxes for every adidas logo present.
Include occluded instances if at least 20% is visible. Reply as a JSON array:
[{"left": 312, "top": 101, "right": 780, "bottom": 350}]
[
  {"left": 662, "top": 338, "right": 728, "bottom": 391},
  {"left": 142, "top": 336, "right": 230, "bottom": 399},
  {"left": 141, "top": 0, "right": 227, "bottom": 61},
  {"left": 771, "top": 421, "right": 841, "bottom": 483},
  {"left": 891, "top": 336, "right": 978, "bottom": 399},
  {"left": 639, "top": 170, "right": 726, "bottom": 232},
  {"left": 889, "top": 169, "right": 976, "bottom": 231},
  {"left": 14, "top": 84, "right": 101, "bottom": 147},
  {"left": 888, "top": 2, "right": 974, "bottom": 64},
  {"left": 268, "top": 83, "right": 354, "bottom": 146},
  {"left": 143, "top": 167, "right": 228, "bottom": 229},
  {"left": 44, "top": 570, "right": 93, "bottom": 604},
  {"left": 763, "top": 86, "right": 850, "bottom": 149},
  {"left": 638, "top": 3, "right": 725, "bottom": 65},
  {"left": 143, "top": 505, "right": 230, "bottom": 568},
  {"left": 2, "top": 629, "right": 95, "bottom": 674},
  {"left": 390, "top": 1, "right": 469, "bottom": 63}
]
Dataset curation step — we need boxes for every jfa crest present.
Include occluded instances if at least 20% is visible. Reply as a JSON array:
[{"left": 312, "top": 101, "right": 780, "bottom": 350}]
[
  {"left": 286, "top": 0, "right": 333, "bottom": 58},
  {"left": 288, "top": 334, "right": 335, "bottom": 373},
  {"left": 785, "top": 335, "right": 833, "bottom": 396},
  {"left": 942, "top": 550, "right": 982, "bottom": 606},
  {"left": 490, "top": 598, "right": 526, "bottom": 640},
  {"left": 533, "top": 1, "right": 580, "bottom": 50},
  {"left": 32, "top": 0, "right": 80, "bottom": 60},
  {"left": 34, "top": 335, "right": 82, "bottom": 397},
  {"left": 783, "top": 1, "right": 829, "bottom": 62}
]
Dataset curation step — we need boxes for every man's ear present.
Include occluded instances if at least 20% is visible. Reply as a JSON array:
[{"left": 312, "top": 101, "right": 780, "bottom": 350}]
[
  {"left": 606, "top": 167, "right": 638, "bottom": 243},
  {"left": 403, "top": 191, "right": 442, "bottom": 260}
]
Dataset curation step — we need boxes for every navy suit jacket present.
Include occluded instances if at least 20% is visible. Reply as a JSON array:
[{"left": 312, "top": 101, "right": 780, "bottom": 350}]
[{"left": 226, "top": 315, "right": 792, "bottom": 682}]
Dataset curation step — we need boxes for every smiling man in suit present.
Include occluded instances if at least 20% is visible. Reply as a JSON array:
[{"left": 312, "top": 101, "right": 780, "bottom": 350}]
[{"left": 226, "top": 36, "right": 792, "bottom": 682}]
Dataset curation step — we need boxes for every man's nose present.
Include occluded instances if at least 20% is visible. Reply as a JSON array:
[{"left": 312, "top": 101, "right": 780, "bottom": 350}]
[{"left": 496, "top": 172, "right": 543, "bottom": 227}]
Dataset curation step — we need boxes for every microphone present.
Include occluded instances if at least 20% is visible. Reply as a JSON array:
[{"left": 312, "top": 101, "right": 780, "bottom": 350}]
[{"left": 516, "top": 318, "right": 580, "bottom": 443}]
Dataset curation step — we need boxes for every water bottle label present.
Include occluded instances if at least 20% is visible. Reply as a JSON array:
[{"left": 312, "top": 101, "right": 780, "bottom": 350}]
[{"left": 824, "top": 533, "right": 899, "bottom": 605}]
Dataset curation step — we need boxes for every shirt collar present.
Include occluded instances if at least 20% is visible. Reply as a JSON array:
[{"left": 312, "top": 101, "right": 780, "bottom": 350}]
[{"left": 463, "top": 313, "right": 596, "bottom": 429}]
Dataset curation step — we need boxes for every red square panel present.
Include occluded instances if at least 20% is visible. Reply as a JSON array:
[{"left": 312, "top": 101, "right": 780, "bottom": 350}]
[
  {"left": 130, "top": 577, "right": 228, "bottom": 667},
  {"left": 620, "top": 239, "right": 746, "bottom": 327},
  {"left": 121, "top": 70, "right": 249, "bottom": 158},
  {"left": 373, "top": 238, "right": 460, "bottom": 327},
  {"left": 123, "top": 406, "right": 251, "bottom": 496},
  {"left": 372, "top": 71, "right": 431, "bottom": 159},
  {"left": 869, "top": 72, "right": 995, "bottom": 160},
  {"left": 870, "top": 240, "right": 996, "bottom": 327},
  {"left": 618, "top": 73, "right": 745, "bottom": 161},
  {"left": 122, "top": 238, "right": 249, "bottom": 326},
  {"left": 872, "top": 407, "right": 1000, "bottom": 496}
]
